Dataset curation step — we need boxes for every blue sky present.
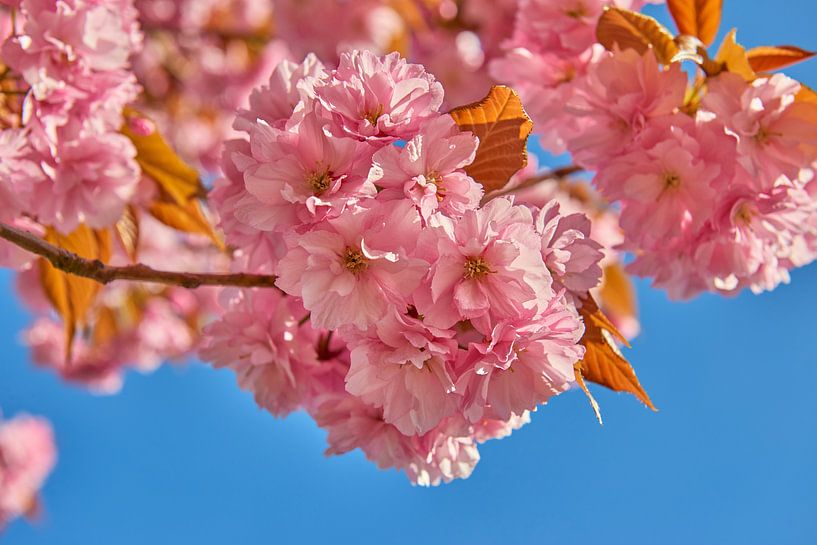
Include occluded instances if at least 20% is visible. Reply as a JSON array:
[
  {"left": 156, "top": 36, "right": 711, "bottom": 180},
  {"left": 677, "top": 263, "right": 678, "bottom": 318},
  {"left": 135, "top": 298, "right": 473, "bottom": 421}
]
[{"left": 3, "top": 1, "right": 817, "bottom": 543}]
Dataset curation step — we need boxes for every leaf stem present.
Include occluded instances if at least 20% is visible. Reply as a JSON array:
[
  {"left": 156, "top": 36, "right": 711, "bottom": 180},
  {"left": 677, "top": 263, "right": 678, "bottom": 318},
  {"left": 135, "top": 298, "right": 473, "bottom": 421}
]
[{"left": 0, "top": 222, "right": 279, "bottom": 290}]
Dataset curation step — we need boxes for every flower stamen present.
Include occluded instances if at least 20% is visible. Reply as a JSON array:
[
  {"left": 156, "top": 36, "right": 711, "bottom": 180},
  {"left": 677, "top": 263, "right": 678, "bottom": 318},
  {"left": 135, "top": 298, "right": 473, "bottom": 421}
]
[
  {"left": 463, "top": 256, "right": 491, "bottom": 279},
  {"left": 343, "top": 246, "right": 369, "bottom": 274},
  {"left": 306, "top": 169, "right": 331, "bottom": 195},
  {"left": 363, "top": 104, "right": 384, "bottom": 126}
]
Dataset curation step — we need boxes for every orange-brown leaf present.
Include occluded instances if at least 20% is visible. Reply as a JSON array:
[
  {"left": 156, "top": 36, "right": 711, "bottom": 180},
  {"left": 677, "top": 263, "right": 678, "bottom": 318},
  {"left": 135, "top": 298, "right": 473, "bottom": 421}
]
[
  {"left": 715, "top": 29, "right": 755, "bottom": 80},
  {"left": 574, "top": 367, "right": 603, "bottom": 425},
  {"left": 596, "top": 7, "right": 679, "bottom": 64},
  {"left": 121, "top": 109, "right": 205, "bottom": 205},
  {"left": 40, "top": 225, "right": 111, "bottom": 359},
  {"left": 449, "top": 85, "right": 533, "bottom": 193},
  {"left": 747, "top": 45, "right": 816, "bottom": 73},
  {"left": 598, "top": 262, "right": 638, "bottom": 327},
  {"left": 577, "top": 296, "right": 656, "bottom": 411},
  {"left": 796, "top": 83, "right": 817, "bottom": 106},
  {"left": 115, "top": 206, "right": 140, "bottom": 262},
  {"left": 148, "top": 198, "right": 225, "bottom": 251},
  {"left": 667, "top": 0, "right": 723, "bottom": 46}
]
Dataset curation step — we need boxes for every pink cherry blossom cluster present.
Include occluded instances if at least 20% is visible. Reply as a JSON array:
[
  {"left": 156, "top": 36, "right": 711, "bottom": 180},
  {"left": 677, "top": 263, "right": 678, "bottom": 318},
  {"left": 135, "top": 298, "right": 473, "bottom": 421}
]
[
  {"left": 202, "top": 50, "right": 605, "bottom": 484},
  {"left": 591, "top": 65, "right": 817, "bottom": 298},
  {"left": 490, "top": 0, "right": 663, "bottom": 153},
  {"left": 0, "top": 411, "right": 56, "bottom": 530},
  {"left": 491, "top": 1, "right": 817, "bottom": 298},
  {"left": 0, "top": 0, "right": 143, "bottom": 235},
  {"left": 0, "top": 3, "right": 228, "bottom": 391}
]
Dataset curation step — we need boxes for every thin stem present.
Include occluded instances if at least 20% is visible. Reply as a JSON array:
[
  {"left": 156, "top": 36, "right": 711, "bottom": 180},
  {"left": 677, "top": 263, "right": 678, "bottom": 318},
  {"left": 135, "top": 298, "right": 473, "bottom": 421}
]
[
  {"left": 484, "top": 164, "right": 584, "bottom": 203},
  {"left": 0, "top": 222, "right": 278, "bottom": 290}
]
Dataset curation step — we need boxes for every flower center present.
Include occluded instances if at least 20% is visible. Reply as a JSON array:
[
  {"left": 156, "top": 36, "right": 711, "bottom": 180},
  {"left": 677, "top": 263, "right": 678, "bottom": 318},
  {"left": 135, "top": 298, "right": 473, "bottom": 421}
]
[
  {"left": 755, "top": 126, "right": 774, "bottom": 146},
  {"left": 426, "top": 171, "right": 446, "bottom": 201},
  {"left": 565, "top": 3, "right": 588, "bottom": 18},
  {"left": 463, "top": 256, "right": 491, "bottom": 279},
  {"left": 363, "top": 104, "right": 384, "bottom": 126},
  {"left": 734, "top": 202, "right": 755, "bottom": 225},
  {"left": 343, "top": 246, "right": 369, "bottom": 275},
  {"left": 306, "top": 169, "right": 331, "bottom": 195},
  {"left": 663, "top": 172, "right": 682, "bottom": 189}
]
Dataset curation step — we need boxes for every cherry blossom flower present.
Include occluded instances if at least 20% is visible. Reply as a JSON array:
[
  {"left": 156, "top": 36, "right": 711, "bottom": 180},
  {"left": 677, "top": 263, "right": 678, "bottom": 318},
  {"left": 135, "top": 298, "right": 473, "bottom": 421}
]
[
  {"left": 414, "top": 197, "right": 551, "bottom": 331},
  {"left": 239, "top": 111, "right": 376, "bottom": 232},
  {"left": 344, "top": 310, "right": 459, "bottom": 435},
  {"left": 201, "top": 288, "right": 320, "bottom": 417},
  {"left": 703, "top": 72, "right": 817, "bottom": 189},
  {"left": 369, "top": 114, "right": 482, "bottom": 219},
  {"left": 567, "top": 48, "right": 687, "bottom": 170},
  {"left": 276, "top": 200, "right": 428, "bottom": 330},
  {"left": 26, "top": 133, "right": 140, "bottom": 232},
  {"left": 312, "top": 49, "right": 444, "bottom": 142},
  {"left": 455, "top": 302, "right": 584, "bottom": 422},
  {"left": 594, "top": 116, "right": 733, "bottom": 250},
  {"left": 0, "top": 413, "right": 56, "bottom": 529},
  {"left": 536, "top": 201, "right": 604, "bottom": 298},
  {"left": 236, "top": 54, "right": 327, "bottom": 133}
]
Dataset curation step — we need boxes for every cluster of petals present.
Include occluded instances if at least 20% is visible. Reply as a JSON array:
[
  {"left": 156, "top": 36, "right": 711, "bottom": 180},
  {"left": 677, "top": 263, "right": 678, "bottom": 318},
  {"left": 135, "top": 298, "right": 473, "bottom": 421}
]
[
  {"left": 203, "top": 49, "right": 604, "bottom": 485},
  {"left": 589, "top": 62, "right": 817, "bottom": 298},
  {"left": 0, "top": 412, "right": 56, "bottom": 529},
  {"left": 490, "top": 1, "right": 817, "bottom": 298},
  {"left": 490, "top": 0, "right": 664, "bottom": 153},
  {"left": 0, "top": 0, "right": 143, "bottom": 234}
]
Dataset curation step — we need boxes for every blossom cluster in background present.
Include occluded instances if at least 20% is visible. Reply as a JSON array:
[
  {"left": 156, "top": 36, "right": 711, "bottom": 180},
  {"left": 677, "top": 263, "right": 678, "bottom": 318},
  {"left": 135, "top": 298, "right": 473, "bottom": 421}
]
[
  {"left": 0, "top": 412, "right": 55, "bottom": 530},
  {"left": 492, "top": 0, "right": 817, "bottom": 298}
]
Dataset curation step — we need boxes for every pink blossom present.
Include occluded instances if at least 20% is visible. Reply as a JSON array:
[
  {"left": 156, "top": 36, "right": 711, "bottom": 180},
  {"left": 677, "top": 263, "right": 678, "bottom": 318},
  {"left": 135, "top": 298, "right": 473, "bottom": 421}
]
[
  {"left": 200, "top": 288, "right": 320, "bottom": 417},
  {"left": 312, "top": 49, "right": 444, "bottom": 142},
  {"left": 695, "top": 185, "right": 814, "bottom": 295},
  {"left": 310, "top": 393, "right": 416, "bottom": 471},
  {"left": 3, "top": 0, "right": 142, "bottom": 131},
  {"left": 27, "top": 133, "right": 139, "bottom": 232},
  {"left": 702, "top": 72, "right": 817, "bottom": 189},
  {"left": 472, "top": 411, "right": 532, "bottom": 443},
  {"left": 236, "top": 53, "right": 326, "bottom": 132},
  {"left": 567, "top": 49, "right": 687, "bottom": 169},
  {"left": 405, "top": 417, "right": 480, "bottom": 487},
  {"left": 506, "top": 0, "right": 609, "bottom": 56},
  {"left": 455, "top": 302, "right": 584, "bottom": 422},
  {"left": 0, "top": 129, "right": 40, "bottom": 222},
  {"left": 594, "top": 116, "right": 732, "bottom": 250},
  {"left": 276, "top": 200, "right": 428, "bottom": 330},
  {"left": 24, "top": 317, "right": 125, "bottom": 393},
  {"left": 0, "top": 413, "right": 56, "bottom": 528},
  {"left": 344, "top": 311, "right": 459, "bottom": 435},
  {"left": 240, "top": 111, "right": 376, "bottom": 232},
  {"left": 536, "top": 201, "right": 604, "bottom": 297},
  {"left": 414, "top": 197, "right": 551, "bottom": 330},
  {"left": 210, "top": 140, "right": 286, "bottom": 274},
  {"left": 369, "top": 114, "right": 482, "bottom": 219}
]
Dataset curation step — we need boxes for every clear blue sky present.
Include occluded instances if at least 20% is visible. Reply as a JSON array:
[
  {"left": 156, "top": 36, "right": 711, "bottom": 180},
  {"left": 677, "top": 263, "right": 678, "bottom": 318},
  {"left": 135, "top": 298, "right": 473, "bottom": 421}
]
[{"left": 3, "top": 2, "right": 817, "bottom": 543}]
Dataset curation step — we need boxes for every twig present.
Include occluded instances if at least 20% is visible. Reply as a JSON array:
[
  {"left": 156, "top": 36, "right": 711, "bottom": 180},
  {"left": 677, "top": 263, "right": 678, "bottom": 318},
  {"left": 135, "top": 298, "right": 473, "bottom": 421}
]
[
  {"left": 485, "top": 164, "right": 584, "bottom": 203},
  {"left": 0, "top": 222, "right": 278, "bottom": 290}
]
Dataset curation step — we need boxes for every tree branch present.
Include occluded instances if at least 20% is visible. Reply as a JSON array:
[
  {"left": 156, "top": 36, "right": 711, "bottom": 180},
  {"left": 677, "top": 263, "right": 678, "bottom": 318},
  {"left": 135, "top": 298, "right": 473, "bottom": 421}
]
[
  {"left": 485, "top": 164, "right": 584, "bottom": 203},
  {"left": 0, "top": 222, "right": 278, "bottom": 290}
]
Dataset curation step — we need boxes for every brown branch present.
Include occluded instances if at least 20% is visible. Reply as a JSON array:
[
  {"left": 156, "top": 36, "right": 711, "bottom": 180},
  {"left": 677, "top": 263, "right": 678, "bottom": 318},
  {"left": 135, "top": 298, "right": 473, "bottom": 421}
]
[
  {"left": 485, "top": 164, "right": 584, "bottom": 203},
  {"left": 0, "top": 222, "right": 278, "bottom": 290}
]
